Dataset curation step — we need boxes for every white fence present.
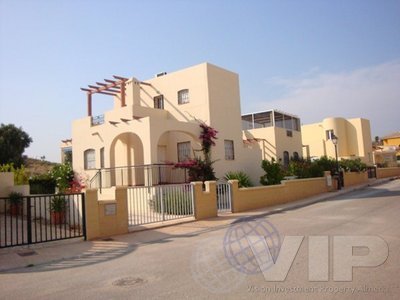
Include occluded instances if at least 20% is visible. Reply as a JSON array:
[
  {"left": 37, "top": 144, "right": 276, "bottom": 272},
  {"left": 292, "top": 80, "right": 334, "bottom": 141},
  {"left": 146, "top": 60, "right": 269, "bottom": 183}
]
[
  {"left": 127, "top": 184, "right": 194, "bottom": 226},
  {"left": 217, "top": 182, "right": 232, "bottom": 212}
]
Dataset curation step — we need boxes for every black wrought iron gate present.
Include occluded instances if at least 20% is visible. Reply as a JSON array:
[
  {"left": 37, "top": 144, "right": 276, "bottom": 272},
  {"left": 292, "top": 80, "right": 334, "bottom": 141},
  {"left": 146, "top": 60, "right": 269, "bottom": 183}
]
[{"left": 0, "top": 193, "right": 86, "bottom": 248}]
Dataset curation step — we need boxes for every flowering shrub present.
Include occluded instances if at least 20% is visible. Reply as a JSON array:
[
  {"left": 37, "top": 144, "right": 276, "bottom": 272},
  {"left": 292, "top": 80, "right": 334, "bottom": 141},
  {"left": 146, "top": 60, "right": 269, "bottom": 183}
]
[{"left": 175, "top": 123, "right": 218, "bottom": 182}]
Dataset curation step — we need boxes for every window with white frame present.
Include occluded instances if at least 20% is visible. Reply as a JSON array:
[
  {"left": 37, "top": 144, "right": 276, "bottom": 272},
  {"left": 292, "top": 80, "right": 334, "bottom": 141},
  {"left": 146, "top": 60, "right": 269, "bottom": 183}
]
[
  {"left": 84, "top": 149, "right": 96, "bottom": 170},
  {"left": 224, "top": 140, "right": 235, "bottom": 160},
  {"left": 178, "top": 89, "right": 189, "bottom": 104},
  {"left": 326, "top": 129, "right": 334, "bottom": 140},
  {"left": 177, "top": 141, "right": 191, "bottom": 162}
]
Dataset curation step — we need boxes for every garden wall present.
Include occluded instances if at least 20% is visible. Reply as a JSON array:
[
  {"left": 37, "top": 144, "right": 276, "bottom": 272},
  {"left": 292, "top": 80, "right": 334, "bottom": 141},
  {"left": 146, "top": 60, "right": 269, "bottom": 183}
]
[
  {"left": 343, "top": 172, "right": 368, "bottom": 187},
  {"left": 230, "top": 173, "right": 332, "bottom": 213},
  {"left": 376, "top": 167, "right": 400, "bottom": 179}
]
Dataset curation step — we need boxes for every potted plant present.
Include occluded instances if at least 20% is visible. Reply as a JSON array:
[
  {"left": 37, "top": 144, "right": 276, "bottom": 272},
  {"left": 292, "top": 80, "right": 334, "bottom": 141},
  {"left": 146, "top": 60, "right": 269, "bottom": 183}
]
[
  {"left": 8, "top": 191, "right": 23, "bottom": 216},
  {"left": 50, "top": 194, "right": 67, "bottom": 224}
]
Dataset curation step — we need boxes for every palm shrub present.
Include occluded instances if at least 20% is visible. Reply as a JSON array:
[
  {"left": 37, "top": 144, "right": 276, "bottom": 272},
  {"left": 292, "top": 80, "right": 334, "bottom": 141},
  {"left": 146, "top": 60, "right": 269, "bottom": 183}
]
[
  {"left": 224, "top": 171, "right": 253, "bottom": 188},
  {"left": 260, "top": 158, "right": 285, "bottom": 185}
]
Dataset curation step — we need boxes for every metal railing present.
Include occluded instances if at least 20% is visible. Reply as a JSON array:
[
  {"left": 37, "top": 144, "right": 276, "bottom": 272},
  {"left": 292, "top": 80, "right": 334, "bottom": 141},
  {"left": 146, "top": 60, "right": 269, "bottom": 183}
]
[
  {"left": 91, "top": 114, "right": 104, "bottom": 126},
  {"left": 127, "top": 183, "right": 194, "bottom": 226},
  {"left": 0, "top": 193, "right": 86, "bottom": 248},
  {"left": 217, "top": 182, "right": 232, "bottom": 212},
  {"left": 90, "top": 164, "right": 189, "bottom": 192}
]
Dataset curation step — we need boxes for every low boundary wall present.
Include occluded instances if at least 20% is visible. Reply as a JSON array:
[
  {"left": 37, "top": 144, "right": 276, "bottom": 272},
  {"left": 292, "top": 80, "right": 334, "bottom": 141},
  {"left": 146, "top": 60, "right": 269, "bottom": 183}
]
[{"left": 376, "top": 167, "right": 400, "bottom": 179}]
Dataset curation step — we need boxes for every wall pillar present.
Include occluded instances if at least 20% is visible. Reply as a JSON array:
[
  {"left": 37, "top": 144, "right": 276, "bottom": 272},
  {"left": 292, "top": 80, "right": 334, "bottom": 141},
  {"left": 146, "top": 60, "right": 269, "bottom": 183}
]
[
  {"left": 85, "top": 187, "right": 129, "bottom": 240},
  {"left": 192, "top": 181, "right": 217, "bottom": 220}
]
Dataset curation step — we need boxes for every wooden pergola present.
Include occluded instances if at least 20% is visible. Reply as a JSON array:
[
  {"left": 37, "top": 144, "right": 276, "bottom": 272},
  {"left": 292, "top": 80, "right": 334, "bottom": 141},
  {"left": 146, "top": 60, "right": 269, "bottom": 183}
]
[{"left": 81, "top": 75, "right": 129, "bottom": 117}]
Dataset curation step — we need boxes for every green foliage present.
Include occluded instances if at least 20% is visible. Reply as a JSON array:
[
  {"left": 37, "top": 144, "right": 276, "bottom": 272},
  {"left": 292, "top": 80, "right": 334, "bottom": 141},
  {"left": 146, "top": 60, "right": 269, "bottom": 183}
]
[
  {"left": 0, "top": 163, "right": 29, "bottom": 185},
  {"left": 224, "top": 171, "right": 253, "bottom": 188},
  {"left": 29, "top": 174, "right": 56, "bottom": 194},
  {"left": 339, "top": 158, "right": 367, "bottom": 172},
  {"left": 313, "top": 156, "right": 337, "bottom": 174},
  {"left": 50, "top": 194, "right": 67, "bottom": 212},
  {"left": 152, "top": 190, "right": 193, "bottom": 215},
  {"left": 8, "top": 191, "right": 23, "bottom": 205},
  {"left": 0, "top": 124, "right": 32, "bottom": 167},
  {"left": 187, "top": 157, "right": 217, "bottom": 182},
  {"left": 175, "top": 123, "right": 218, "bottom": 182},
  {"left": 50, "top": 163, "right": 74, "bottom": 193},
  {"left": 260, "top": 158, "right": 285, "bottom": 185}
]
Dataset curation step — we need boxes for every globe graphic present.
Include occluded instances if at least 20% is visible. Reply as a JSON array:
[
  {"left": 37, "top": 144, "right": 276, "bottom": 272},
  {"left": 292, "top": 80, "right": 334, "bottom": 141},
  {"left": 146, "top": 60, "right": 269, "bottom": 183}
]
[
  {"left": 223, "top": 218, "right": 281, "bottom": 275},
  {"left": 191, "top": 236, "right": 246, "bottom": 293}
]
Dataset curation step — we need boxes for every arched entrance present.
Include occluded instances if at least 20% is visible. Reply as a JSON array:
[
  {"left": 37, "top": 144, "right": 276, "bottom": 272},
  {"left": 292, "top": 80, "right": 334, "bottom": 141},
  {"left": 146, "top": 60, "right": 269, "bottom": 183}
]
[{"left": 109, "top": 132, "right": 144, "bottom": 186}]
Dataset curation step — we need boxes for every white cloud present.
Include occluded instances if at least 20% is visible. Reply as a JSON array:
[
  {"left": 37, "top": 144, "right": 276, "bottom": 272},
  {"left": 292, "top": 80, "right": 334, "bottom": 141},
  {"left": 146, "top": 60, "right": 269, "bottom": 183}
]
[{"left": 258, "top": 61, "right": 400, "bottom": 137}]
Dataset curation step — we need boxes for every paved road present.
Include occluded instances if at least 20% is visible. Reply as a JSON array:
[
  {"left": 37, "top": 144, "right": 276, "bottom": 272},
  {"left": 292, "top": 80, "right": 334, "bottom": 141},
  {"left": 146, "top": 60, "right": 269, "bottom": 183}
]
[{"left": 1, "top": 180, "right": 399, "bottom": 299}]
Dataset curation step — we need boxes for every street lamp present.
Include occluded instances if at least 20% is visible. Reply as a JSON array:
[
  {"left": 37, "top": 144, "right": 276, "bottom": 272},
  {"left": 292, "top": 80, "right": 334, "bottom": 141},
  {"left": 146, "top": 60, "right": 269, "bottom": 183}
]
[{"left": 331, "top": 134, "right": 341, "bottom": 190}]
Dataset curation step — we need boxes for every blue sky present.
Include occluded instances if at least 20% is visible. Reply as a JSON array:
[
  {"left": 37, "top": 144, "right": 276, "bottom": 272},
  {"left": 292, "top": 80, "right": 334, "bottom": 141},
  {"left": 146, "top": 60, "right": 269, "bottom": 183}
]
[{"left": 1, "top": 0, "right": 399, "bottom": 162}]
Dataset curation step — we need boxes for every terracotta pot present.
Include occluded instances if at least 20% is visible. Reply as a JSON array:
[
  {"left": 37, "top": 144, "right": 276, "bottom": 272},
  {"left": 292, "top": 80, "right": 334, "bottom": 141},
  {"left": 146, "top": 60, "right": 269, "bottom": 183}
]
[
  {"left": 9, "top": 204, "right": 22, "bottom": 216},
  {"left": 51, "top": 211, "right": 65, "bottom": 225}
]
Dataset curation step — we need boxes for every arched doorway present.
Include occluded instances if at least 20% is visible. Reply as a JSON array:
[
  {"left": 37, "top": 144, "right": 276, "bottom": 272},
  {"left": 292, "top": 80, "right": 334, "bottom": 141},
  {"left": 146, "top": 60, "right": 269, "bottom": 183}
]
[{"left": 109, "top": 132, "right": 144, "bottom": 186}]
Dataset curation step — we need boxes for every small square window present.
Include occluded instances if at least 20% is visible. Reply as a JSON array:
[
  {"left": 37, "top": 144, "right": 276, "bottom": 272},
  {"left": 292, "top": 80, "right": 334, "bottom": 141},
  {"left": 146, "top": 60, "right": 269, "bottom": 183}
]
[
  {"left": 178, "top": 89, "right": 189, "bottom": 105},
  {"left": 224, "top": 140, "right": 235, "bottom": 160},
  {"left": 326, "top": 130, "right": 334, "bottom": 140},
  {"left": 154, "top": 95, "right": 164, "bottom": 109}
]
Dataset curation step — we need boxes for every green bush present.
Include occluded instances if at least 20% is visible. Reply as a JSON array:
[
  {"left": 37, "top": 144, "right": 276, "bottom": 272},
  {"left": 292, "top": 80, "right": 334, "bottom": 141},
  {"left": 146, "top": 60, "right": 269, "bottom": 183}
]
[
  {"left": 8, "top": 191, "right": 23, "bottom": 205},
  {"left": 152, "top": 190, "right": 193, "bottom": 215},
  {"left": 260, "top": 158, "right": 285, "bottom": 185},
  {"left": 0, "top": 163, "right": 29, "bottom": 185},
  {"left": 224, "top": 171, "right": 253, "bottom": 188},
  {"left": 339, "top": 158, "right": 367, "bottom": 172},
  {"left": 50, "top": 163, "right": 74, "bottom": 192},
  {"left": 50, "top": 194, "right": 67, "bottom": 212},
  {"left": 29, "top": 174, "right": 56, "bottom": 194}
]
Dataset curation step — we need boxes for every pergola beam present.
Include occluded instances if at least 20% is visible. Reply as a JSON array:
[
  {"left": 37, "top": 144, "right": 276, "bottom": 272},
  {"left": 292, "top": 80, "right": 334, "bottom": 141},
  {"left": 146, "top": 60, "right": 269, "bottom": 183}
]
[{"left": 81, "top": 75, "right": 129, "bottom": 115}]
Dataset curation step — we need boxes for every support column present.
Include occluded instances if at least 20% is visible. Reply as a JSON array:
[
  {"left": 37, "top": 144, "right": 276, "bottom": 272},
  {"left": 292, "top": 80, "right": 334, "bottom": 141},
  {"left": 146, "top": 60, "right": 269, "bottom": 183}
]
[
  {"left": 121, "top": 81, "right": 126, "bottom": 107},
  {"left": 87, "top": 93, "right": 92, "bottom": 117}
]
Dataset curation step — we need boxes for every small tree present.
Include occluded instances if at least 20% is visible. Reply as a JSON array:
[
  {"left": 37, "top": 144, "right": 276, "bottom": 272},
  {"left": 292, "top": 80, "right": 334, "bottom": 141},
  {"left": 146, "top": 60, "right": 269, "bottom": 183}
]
[
  {"left": 260, "top": 158, "right": 284, "bottom": 185},
  {"left": 0, "top": 124, "right": 32, "bottom": 167}
]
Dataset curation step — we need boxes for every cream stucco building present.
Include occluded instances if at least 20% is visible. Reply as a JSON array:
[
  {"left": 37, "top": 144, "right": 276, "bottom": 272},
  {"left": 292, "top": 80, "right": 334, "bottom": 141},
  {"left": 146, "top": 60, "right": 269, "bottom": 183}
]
[
  {"left": 241, "top": 110, "right": 303, "bottom": 166},
  {"left": 62, "top": 63, "right": 281, "bottom": 186},
  {"left": 301, "top": 117, "right": 373, "bottom": 164}
]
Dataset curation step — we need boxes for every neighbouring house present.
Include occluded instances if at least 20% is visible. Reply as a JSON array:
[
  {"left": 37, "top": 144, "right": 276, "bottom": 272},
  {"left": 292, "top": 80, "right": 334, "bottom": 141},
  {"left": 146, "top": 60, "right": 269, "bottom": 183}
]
[
  {"left": 62, "top": 63, "right": 272, "bottom": 186},
  {"left": 241, "top": 110, "right": 303, "bottom": 167},
  {"left": 373, "top": 132, "right": 400, "bottom": 167},
  {"left": 301, "top": 117, "right": 373, "bottom": 164}
]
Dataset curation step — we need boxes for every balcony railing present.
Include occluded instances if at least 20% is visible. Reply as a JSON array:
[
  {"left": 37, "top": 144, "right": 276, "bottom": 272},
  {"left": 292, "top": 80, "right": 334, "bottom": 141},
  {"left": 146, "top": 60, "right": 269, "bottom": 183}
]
[
  {"left": 89, "top": 164, "right": 189, "bottom": 192},
  {"left": 91, "top": 115, "right": 104, "bottom": 126}
]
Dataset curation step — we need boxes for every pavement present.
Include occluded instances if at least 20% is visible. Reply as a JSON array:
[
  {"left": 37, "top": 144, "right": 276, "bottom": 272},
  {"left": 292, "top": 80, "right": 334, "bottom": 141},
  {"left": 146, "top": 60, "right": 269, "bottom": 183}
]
[{"left": 0, "top": 177, "right": 395, "bottom": 273}]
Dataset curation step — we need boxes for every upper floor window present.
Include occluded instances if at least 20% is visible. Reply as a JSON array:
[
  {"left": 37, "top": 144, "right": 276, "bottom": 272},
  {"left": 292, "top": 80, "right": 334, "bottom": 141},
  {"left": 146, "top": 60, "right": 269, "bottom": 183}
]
[
  {"left": 178, "top": 89, "right": 189, "bottom": 105},
  {"left": 154, "top": 95, "right": 164, "bottom": 109},
  {"left": 326, "top": 129, "right": 334, "bottom": 140},
  {"left": 84, "top": 149, "right": 96, "bottom": 170},
  {"left": 224, "top": 140, "right": 235, "bottom": 160},
  {"left": 177, "top": 141, "right": 191, "bottom": 162}
]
